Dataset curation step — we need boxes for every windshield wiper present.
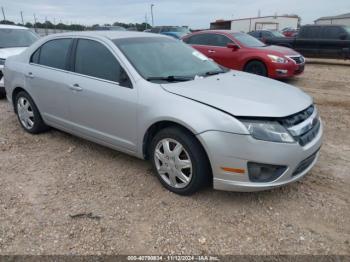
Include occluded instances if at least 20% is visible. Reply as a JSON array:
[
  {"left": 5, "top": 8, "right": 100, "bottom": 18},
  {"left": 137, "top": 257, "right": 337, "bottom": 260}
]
[
  {"left": 147, "top": 75, "right": 194, "bottom": 82},
  {"left": 202, "top": 68, "right": 229, "bottom": 77}
]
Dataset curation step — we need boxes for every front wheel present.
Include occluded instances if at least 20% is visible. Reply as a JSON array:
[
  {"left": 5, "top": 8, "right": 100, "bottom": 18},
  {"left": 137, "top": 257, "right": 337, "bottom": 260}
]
[
  {"left": 150, "top": 127, "right": 211, "bottom": 195},
  {"left": 244, "top": 61, "right": 268, "bottom": 77}
]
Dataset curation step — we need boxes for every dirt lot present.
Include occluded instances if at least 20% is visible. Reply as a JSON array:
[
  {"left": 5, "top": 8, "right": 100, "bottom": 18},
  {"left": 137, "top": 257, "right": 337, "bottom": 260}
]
[{"left": 0, "top": 63, "right": 349, "bottom": 255}]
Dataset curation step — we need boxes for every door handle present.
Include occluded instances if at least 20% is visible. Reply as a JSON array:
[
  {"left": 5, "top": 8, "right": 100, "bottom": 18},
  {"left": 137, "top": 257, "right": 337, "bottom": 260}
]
[
  {"left": 25, "top": 72, "right": 34, "bottom": 79},
  {"left": 208, "top": 50, "right": 216, "bottom": 53},
  {"left": 69, "top": 83, "right": 83, "bottom": 91}
]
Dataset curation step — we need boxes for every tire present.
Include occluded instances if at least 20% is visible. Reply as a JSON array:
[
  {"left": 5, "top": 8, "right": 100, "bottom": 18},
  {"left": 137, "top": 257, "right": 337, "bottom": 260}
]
[
  {"left": 0, "top": 88, "right": 5, "bottom": 99},
  {"left": 244, "top": 60, "right": 268, "bottom": 77},
  {"left": 150, "top": 127, "right": 211, "bottom": 195},
  {"left": 15, "top": 91, "right": 49, "bottom": 134}
]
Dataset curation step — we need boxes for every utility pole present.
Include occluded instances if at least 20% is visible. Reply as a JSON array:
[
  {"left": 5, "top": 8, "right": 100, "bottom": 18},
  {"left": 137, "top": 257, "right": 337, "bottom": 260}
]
[
  {"left": 151, "top": 4, "right": 154, "bottom": 27},
  {"left": 145, "top": 13, "right": 148, "bottom": 30},
  {"left": 33, "top": 13, "right": 37, "bottom": 33},
  {"left": 20, "top": 11, "right": 24, "bottom": 25},
  {"left": 1, "top": 6, "right": 6, "bottom": 21}
]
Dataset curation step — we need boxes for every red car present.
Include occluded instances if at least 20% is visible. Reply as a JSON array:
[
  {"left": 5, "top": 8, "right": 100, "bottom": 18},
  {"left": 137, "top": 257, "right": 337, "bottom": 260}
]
[
  {"left": 182, "top": 30, "right": 305, "bottom": 79},
  {"left": 282, "top": 28, "right": 299, "bottom": 37}
]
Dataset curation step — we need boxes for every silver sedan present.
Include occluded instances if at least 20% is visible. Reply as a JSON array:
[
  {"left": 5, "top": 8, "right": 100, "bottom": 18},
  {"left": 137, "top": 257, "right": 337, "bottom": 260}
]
[{"left": 4, "top": 31, "right": 323, "bottom": 195}]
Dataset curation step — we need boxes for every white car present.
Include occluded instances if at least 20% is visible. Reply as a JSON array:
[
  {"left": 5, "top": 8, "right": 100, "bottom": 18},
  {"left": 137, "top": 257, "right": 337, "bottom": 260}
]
[{"left": 0, "top": 25, "right": 39, "bottom": 98}]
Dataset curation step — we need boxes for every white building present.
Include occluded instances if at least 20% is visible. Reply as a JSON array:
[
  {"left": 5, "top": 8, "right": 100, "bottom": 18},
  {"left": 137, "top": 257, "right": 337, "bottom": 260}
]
[
  {"left": 210, "top": 15, "right": 300, "bottom": 32},
  {"left": 315, "top": 13, "right": 350, "bottom": 26}
]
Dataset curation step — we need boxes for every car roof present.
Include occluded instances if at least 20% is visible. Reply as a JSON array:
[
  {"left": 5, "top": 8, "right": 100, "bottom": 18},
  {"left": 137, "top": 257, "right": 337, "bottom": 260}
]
[
  {"left": 45, "top": 30, "right": 167, "bottom": 40},
  {"left": 0, "top": 24, "right": 29, "bottom": 30},
  {"left": 187, "top": 30, "right": 241, "bottom": 35},
  {"left": 302, "top": 24, "right": 344, "bottom": 27}
]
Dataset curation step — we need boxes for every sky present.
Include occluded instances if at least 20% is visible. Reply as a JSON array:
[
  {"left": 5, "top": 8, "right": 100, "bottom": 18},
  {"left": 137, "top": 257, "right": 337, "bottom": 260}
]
[{"left": 0, "top": 0, "right": 349, "bottom": 28}]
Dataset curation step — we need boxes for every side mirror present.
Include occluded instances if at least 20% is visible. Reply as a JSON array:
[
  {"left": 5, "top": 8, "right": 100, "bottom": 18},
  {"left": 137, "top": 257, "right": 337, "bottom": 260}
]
[{"left": 227, "top": 43, "right": 240, "bottom": 51}]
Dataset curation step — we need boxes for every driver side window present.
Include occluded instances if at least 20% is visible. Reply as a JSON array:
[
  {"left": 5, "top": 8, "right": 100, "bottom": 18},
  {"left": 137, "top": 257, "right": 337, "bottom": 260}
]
[{"left": 74, "top": 39, "right": 132, "bottom": 88}]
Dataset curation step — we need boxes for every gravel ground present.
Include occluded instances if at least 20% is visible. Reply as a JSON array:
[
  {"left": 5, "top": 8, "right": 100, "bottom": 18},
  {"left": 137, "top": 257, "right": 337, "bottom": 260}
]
[{"left": 0, "top": 64, "right": 349, "bottom": 255}]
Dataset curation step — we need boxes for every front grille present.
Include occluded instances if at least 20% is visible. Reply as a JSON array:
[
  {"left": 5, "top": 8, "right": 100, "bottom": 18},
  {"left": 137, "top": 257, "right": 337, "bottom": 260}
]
[
  {"left": 0, "top": 70, "right": 3, "bottom": 81},
  {"left": 279, "top": 105, "right": 320, "bottom": 146},
  {"left": 280, "top": 105, "right": 314, "bottom": 127},
  {"left": 292, "top": 150, "right": 319, "bottom": 176},
  {"left": 288, "top": 55, "right": 305, "bottom": 64},
  {"left": 298, "top": 120, "right": 320, "bottom": 146}
]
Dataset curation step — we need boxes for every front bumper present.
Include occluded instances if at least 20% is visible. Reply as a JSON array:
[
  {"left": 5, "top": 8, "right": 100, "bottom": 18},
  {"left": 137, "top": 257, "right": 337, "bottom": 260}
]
[
  {"left": 197, "top": 120, "right": 323, "bottom": 192},
  {"left": 269, "top": 62, "right": 305, "bottom": 79}
]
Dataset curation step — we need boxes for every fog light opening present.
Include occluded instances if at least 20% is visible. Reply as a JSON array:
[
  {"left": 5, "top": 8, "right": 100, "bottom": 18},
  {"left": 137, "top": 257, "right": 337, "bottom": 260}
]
[{"left": 248, "top": 162, "right": 287, "bottom": 183}]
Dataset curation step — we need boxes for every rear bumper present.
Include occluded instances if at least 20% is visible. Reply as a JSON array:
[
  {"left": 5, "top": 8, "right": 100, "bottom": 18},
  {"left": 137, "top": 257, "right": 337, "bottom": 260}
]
[{"left": 197, "top": 120, "right": 323, "bottom": 192}]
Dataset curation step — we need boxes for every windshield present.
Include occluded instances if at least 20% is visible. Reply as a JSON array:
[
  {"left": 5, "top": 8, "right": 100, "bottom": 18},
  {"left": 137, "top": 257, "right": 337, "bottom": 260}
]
[
  {"left": 232, "top": 33, "right": 266, "bottom": 47},
  {"left": 344, "top": 26, "right": 350, "bottom": 34},
  {"left": 0, "top": 29, "right": 38, "bottom": 48},
  {"left": 114, "top": 37, "right": 225, "bottom": 82}
]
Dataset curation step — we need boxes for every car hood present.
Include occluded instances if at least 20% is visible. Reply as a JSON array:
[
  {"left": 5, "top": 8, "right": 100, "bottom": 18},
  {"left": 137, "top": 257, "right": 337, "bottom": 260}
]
[
  {"left": 161, "top": 71, "right": 312, "bottom": 118},
  {"left": 0, "top": 47, "right": 27, "bottom": 59},
  {"left": 255, "top": 45, "right": 299, "bottom": 56}
]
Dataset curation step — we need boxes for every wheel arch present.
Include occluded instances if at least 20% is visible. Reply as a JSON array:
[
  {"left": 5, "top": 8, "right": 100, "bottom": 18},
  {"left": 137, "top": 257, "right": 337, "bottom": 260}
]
[
  {"left": 142, "top": 120, "right": 213, "bottom": 182},
  {"left": 143, "top": 120, "right": 197, "bottom": 159},
  {"left": 12, "top": 86, "right": 27, "bottom": 113}
]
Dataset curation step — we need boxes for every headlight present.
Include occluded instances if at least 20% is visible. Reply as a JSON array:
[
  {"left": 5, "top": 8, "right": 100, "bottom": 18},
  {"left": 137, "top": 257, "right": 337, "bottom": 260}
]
[
  {"left": 241, "top": 120, "right": 295, "bottom": 143},
  {"left": 267, "top": 54, "right": 288, "bottom": 64},
  {"left": 0, "top": 59, "right": 5, "bottom": 66}
]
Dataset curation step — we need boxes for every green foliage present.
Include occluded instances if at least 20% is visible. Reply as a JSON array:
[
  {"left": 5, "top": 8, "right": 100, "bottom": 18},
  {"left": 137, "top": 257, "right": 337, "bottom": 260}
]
[
  {"left": 0, "top": 19, "right": 151, "bottom": 31},
  {"left": 0, "top": 20, "right": 15, "bottom": 25}
]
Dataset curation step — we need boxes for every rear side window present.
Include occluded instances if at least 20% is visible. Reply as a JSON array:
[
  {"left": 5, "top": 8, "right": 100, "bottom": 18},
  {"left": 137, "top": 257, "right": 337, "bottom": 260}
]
[
  {"left": 299, "top": 26, "right": 321, "bottom": 39},
  {"left": 249, "top": 31, "right": 260, "bottom": 38},
  {"left": 321, "top": 26, "right": 345, "bottom": 39},
  {"left": 74, "top": 39, "right": 121, "bottom": 82},
  {"left": 184, "top": 34, "right": 212, "bottom": 45},
  {"left": 35, "top": 39, "right": 72, "bottom": 70},
  {"left": 31, "top": 48, "right": 40, "bottom": 64},
  {"left": 262, "top": 31, "right": 272, "bottom": 38},
  {"left": 211, "top": 34, "right": 233, "bottom": 47},
  {"left": 185, "top": 33, "right": 232, "bottom": 47}
]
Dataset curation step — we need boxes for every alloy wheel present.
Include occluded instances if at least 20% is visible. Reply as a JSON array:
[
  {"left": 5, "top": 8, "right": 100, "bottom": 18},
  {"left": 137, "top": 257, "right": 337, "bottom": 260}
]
[{"left": 17, "top": 97, "right": 35, "bottom": 130}]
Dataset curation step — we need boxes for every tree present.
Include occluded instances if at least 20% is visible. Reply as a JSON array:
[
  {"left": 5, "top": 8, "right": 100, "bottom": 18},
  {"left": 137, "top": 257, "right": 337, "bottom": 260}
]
[
  {"left": 25, "top": 22, "right": 33, "bottom": 28},
  {"left": 0, "top": 20, "right": 15, "bottom": 25}
]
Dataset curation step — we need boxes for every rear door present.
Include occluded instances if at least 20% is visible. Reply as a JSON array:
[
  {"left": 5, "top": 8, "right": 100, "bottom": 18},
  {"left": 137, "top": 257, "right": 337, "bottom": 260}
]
[
  {"left": 184, "top": 33, "right": 239, "bottom": 69},
  {"left": 26, "top": 38, "right": 73, "bottom": 126},
  {"left": 67, "top": 38, "right": 138, "bottom": 152},
  {"left": 294, "top": 26, "right": 321, "bottom": 57},
  {"left": 318, "top": 26, "right": 348, "bottom": 58}
]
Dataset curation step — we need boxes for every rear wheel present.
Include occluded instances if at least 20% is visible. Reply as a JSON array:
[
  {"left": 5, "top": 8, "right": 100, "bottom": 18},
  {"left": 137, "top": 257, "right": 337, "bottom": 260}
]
[
  {"left": 244, "top": 61, "right": 268, "bottom": 77},
  {"left": 150, "top": 127, "right": 211, "bottom": 195},
  {"left": 15, "top": 91, "right": 49, "bottom": 134}
]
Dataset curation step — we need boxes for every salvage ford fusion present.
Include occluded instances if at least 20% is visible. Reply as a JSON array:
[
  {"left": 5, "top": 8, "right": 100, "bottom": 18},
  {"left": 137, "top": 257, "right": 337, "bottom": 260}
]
[{"left": 4, "top": 31, "right": 323, "bottom": 195}]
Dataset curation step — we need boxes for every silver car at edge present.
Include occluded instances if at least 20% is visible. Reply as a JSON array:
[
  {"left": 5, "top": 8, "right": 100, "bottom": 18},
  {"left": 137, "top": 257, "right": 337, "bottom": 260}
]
[{"left": 4, "top": 31, "right": 323, "bottom": 195}]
